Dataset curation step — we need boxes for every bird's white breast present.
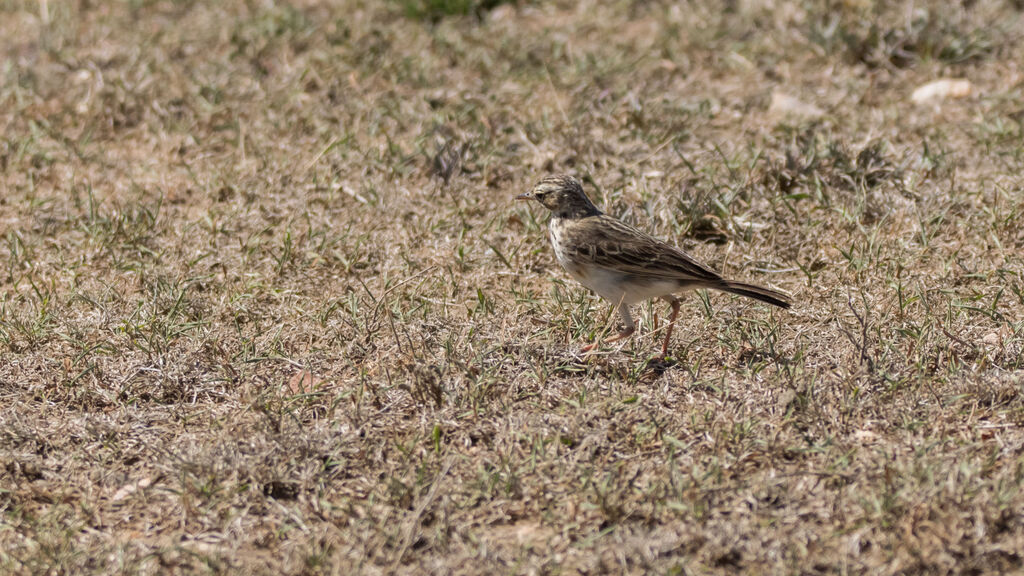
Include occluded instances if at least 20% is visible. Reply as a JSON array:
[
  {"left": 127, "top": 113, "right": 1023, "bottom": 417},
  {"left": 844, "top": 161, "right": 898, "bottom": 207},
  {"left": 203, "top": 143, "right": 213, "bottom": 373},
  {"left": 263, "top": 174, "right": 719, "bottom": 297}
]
[{"left": 547, "top": 217, "right": 575, "bottom": 271}]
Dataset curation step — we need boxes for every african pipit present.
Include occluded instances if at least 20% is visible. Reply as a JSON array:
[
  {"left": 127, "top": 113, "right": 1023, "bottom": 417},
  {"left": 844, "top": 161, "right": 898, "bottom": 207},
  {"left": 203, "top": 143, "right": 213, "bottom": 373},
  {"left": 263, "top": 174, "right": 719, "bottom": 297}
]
[{"left": 517, "top": 174, "right": 791, "bottom": 356}]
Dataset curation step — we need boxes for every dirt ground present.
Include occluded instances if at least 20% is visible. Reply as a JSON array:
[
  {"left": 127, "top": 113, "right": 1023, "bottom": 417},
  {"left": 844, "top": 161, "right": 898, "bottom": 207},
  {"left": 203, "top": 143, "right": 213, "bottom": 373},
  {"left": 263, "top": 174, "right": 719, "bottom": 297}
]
[{"left": 2, "top": 0, "right": 1024, "bottom": 573}]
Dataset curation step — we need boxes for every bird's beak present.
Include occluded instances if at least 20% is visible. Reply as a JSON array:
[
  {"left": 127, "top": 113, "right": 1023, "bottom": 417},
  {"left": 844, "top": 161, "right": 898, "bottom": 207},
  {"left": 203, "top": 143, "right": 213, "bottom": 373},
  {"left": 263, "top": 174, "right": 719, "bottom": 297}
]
[{"left": 515, "top": 192, "right": 532, "bottom": 201}]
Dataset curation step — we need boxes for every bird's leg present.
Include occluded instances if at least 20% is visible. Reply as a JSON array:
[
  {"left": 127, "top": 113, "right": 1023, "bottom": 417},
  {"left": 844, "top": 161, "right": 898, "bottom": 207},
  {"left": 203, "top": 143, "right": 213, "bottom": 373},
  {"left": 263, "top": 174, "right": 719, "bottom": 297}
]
[
  {"left": 659, "top": 296, "right": 681, "bottom": 358},
  {"left": 582, "top": 305, "right": 636, "bottom": 352}
]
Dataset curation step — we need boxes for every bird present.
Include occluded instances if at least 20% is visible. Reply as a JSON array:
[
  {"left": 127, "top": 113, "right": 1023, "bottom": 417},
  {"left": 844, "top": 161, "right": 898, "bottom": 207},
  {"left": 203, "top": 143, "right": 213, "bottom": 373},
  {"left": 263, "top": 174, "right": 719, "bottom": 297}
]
[{"left": 516, "top": 174, "right": 791, "bottom": 357}]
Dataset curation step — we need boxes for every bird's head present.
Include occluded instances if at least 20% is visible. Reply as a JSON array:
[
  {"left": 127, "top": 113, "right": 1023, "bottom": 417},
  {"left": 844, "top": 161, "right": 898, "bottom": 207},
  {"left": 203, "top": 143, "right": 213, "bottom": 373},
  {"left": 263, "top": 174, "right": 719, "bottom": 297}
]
[{"left": 515, "top": 174, "right": 600, "bottom": 218}]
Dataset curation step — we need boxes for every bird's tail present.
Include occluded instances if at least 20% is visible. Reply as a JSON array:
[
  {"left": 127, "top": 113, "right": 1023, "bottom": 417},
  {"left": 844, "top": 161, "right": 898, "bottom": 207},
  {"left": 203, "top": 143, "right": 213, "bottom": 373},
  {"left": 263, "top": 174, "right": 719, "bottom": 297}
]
[{"left": 715, "top": 280, "right": 792, "bottom": 309}]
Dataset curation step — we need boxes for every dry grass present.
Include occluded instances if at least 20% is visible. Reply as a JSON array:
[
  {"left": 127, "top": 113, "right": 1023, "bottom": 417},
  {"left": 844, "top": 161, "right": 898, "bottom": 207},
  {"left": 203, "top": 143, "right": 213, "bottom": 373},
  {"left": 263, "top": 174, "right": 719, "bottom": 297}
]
[{"left": 2, "top": 0, "right": 1024, "bottom": 573}]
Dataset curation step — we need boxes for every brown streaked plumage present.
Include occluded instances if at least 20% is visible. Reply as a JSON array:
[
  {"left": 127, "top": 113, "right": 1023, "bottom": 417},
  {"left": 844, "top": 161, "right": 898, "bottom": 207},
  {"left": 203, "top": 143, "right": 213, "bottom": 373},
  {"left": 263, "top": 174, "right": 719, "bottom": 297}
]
[{"left": 516, "top": 174, "right": 791, "bottom": 356}]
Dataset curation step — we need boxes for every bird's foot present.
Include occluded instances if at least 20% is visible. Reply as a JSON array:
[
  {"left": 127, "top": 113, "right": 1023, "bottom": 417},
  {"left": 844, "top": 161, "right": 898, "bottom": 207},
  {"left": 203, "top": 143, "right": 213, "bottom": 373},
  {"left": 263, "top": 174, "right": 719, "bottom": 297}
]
[
  {"left": 651, "top": 351, "right": 677, "bottom": 363},
  {"left": 605, "top": 327, "right": 636, "bottom": 344},
  {"left": 580, "top": 327, "right": 636, "bottom": 355}
]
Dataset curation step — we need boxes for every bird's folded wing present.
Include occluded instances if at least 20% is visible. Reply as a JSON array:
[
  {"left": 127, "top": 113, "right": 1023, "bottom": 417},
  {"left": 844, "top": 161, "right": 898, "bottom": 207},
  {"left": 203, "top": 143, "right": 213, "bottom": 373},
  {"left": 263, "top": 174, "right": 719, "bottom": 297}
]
[{"left": 570, "top": 215, "right": 724, "bottom": 283}]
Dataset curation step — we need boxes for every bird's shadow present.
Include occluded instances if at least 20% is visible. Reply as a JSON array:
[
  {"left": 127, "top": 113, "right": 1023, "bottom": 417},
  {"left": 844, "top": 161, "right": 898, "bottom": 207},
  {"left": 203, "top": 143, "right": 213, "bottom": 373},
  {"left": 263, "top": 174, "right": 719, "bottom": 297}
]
[{"left": 642, "top": 356, "right": 677, "bottom": 376}]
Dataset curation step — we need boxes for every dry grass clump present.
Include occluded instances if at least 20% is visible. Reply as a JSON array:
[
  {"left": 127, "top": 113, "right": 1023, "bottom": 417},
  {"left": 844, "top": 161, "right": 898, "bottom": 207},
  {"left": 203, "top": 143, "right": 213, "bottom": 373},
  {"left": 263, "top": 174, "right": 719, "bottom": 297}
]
[{"left": 2, "top": 0, "right": 1024, "bottom": 573}]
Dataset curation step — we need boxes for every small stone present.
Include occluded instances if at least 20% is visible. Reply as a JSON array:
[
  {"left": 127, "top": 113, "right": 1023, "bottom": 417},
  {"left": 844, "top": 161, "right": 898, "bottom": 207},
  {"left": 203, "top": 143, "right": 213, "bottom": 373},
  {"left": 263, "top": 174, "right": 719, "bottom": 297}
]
[
  {"left": 911, "top": 79, "right": 973, "bottom": 104},
  {"left": 768, "top": 91, "right": 824, "bottom": 120}
]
